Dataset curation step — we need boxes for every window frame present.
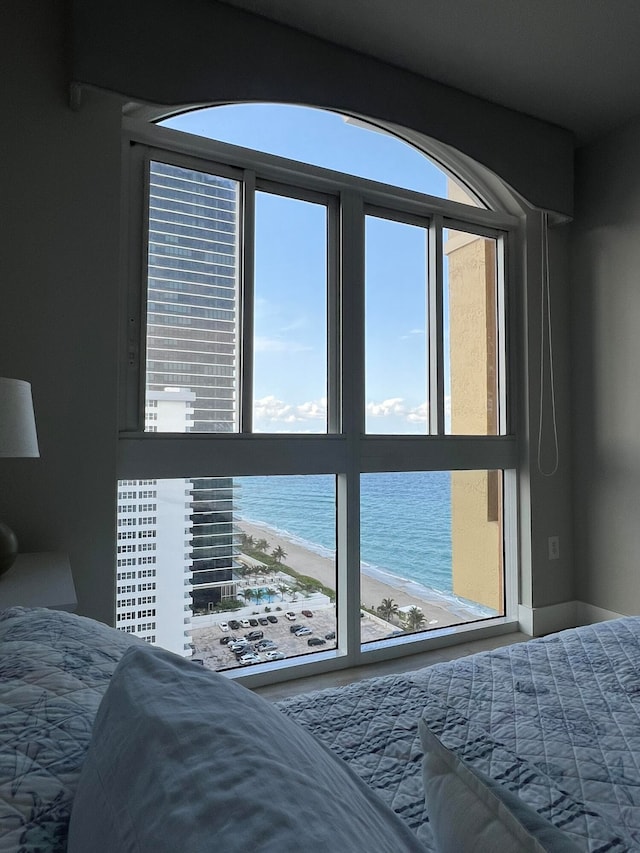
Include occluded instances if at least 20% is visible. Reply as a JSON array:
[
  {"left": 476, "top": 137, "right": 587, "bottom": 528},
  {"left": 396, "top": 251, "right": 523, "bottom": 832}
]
[{"left": 119, "top": 117, "right": 521, "bottom": 684}]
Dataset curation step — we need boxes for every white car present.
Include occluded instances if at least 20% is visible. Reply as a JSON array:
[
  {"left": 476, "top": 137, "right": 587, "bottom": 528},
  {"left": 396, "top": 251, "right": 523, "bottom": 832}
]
[
  {"left": 284, "top": 611, "right": 297, "bottom": 621},
  {"left": 294, "top": 626, "right": 312, "bottom": 636},
  {"left": 219, "top": 622, "right": 229, "bottom": 632},
  {"left": 264, "top": 651, "right": 286, "bottom": 661},
  {"left": 239, "top": 653, "right": 262, "bottom": 665},
  {"left": 240, "top": 618, "right": 250, "bottom": 628}
]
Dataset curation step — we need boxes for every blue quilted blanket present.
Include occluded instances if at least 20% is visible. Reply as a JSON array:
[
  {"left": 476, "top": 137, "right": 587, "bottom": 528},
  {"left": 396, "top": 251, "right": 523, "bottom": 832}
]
[
  {"left": 3, "top": 606, "right": 640, "bottom": 851},
  {"left": 276, "top": 618, "right": 640, "bottom": 852},
  {"left": 0, "top": 607, "right": 136, "bottom": 852}
]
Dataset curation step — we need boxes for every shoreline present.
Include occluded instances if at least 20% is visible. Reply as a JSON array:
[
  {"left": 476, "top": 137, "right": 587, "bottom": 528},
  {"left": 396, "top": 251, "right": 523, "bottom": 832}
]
[{"left": 236, "top": 519, "right": 481, "bottom": 630}]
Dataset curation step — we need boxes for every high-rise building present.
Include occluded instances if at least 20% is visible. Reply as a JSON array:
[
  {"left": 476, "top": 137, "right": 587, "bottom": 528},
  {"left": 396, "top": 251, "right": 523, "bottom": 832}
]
[
  {"left": 146, "top": 161, "right": 241, "bottom": 614},
  {"left": 116, "top": 161, "right": 241, "bottom": 648},
  {"left": 116, "top": 388, "right": 194, "bottom": 655}
]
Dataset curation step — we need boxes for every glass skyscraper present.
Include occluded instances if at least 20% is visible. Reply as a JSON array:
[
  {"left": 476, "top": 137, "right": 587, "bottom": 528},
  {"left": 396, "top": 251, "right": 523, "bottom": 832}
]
[{"left": 116, "top": 161, "right": 241, "bottom": 649}]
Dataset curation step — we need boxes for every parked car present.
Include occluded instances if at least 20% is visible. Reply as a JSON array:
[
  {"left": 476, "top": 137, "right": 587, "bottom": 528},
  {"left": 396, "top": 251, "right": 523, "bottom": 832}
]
[
  {"left": 240, "top": 618, "right": 250, "bottom": 628},
  {"left": 294, "top": 627, "right": 312, "bottom": 637},
  {"left": 255, "top": 640, "right": 277, "bottom": 651},
  {"left": 245, "top": 630, "right": 264, "bottom": 641},
  {"left": 249, "top": 618, "right": 259, "bottom": 627},
  {"left": 264, "top": 651, "right": 286, "bottom": 661},
  {"left": 289, "top": 624, "right": 302, "bottom": 633},
  {"left": 238, "top": 653, "right": 262, "bottom": 666},
  {"left": 229, "top": 641, "right": 251, "bottom": 653},
  {"left": 228, "top": 620, "right": 240, "bottom": 631},
  {"left": 284, "top": 611, "right": 297, "bottom": 621},
  {"left": 219, "top": 635, "right": 236, "bottom": 645},
  {"left": 258, "top": 617, "right": 269, "bottom": 625},
  {"left": 301, "top": 610, "right": 313, "bottom": 618},
  {"left": 307, "top": 637, "right": 326, "bottom": 646},
  {"left": 267, "top": 615, "right": 278, "bottom": 624},
  {"left": 324, "top": 631, "right": 336, "bottom": 640},
  {"left": 219, "top": 622, "right": 229, "bottom": 632}
]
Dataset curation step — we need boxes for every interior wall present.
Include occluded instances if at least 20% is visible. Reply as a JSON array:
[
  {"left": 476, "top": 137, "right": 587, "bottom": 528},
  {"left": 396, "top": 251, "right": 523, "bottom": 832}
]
[
  {"left": 572, "top": 116, "right": 640, "bottom": 616},
  {"left": 71, "top": 0, "right": 574, "bottom": 219},
  {"left": 0, "top": 1, "right": 575, "bottom": 627},
  {"left": 523, "top": 221, "right": 574, "bottom": 610},
  {"left": 0, "top": 1, "right": 123, "bottom": 623}
]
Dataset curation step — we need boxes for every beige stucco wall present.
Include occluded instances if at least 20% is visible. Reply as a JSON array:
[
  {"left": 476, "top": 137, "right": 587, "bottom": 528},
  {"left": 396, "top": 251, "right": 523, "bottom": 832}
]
[{"left": 446, "top": 221, "right": 503, "bottom": 612}]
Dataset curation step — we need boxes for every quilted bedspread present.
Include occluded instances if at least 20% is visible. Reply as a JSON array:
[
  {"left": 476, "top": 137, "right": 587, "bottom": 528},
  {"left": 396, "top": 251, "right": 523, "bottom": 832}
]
[
  {"left": 0, "top": 607, "right": 136, "bottom": 853},
  {"left": 276, "top": 618, "right": 640, "bottom": 852},
  {"left": 4, "top": 607, "right": 640, "bottom": 852}
]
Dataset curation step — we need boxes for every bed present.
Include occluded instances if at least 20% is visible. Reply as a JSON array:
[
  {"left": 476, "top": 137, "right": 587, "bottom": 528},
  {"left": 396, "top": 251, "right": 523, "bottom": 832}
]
[{"left": 2, "top": 606, "right": 640, "bottom": 851}]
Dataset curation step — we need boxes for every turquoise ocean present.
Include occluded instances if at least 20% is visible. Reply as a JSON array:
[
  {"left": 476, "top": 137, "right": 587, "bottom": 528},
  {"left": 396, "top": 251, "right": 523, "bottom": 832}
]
[{"left": 236, "top": 471, "right": 460, "bottom": 599}]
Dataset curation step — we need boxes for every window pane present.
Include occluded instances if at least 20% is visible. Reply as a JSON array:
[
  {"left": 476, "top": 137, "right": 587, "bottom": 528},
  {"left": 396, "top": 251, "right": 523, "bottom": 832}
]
[
  {"left": 444, "top": 230, "right": 500, "bottom": 435},
  {"left": 365, "top": 215, "right": 428, "bottom": 434},
  {"left": 360, "top": 471, "right": 504, "bottom": 646},
  {"left": 162, "top": 104, "right": 476, "bottom": 202},
  {"left": 117, "top": 475, "right": 337, "bottom": 671},
  {"left": 253, "top": 193, "right": 327, "bottom": 433},
  {"left": 145, "top": 161, "right": 240, "bottom": 433}
]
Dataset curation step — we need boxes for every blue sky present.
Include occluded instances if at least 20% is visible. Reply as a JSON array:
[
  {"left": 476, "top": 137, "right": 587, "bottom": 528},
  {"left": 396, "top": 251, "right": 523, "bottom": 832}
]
[{"left": 162, "top": 104, "right": 450, "bottom": 433}]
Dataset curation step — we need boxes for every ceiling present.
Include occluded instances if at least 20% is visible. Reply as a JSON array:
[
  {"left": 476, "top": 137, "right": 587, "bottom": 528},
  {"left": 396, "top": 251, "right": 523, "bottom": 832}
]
[{"left": 218, "top": 0, "right": 640, "bottom": 144}]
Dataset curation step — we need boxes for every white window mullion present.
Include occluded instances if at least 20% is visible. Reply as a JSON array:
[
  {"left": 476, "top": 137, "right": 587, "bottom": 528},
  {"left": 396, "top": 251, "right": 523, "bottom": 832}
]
[
  {"left": 121, "top": 143, "right": 150, "bottom": 433},
  {"left": 497, "top": 233, "right": 509, "bottom": 436},
  {"left": 239, "top": 171, "right": 255, "bottom": 433},
  {"left": 327, "top": 198, "right": 340, "bottom": 434},
  {"left": 339, "top": 190, "right": 365, "bottom": 663},
  {"left": 503, "top": 468, "right": 519, "bottom": 620},
  {"left": 429, "top": 215, "right": 445, "bottom": 435},
  {"left": 340, "top": 190, "right": 365, "bottom": 437}
]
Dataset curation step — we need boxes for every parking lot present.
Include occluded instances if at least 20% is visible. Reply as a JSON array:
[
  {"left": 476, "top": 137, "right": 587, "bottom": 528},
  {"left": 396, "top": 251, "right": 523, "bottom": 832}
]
[{"left": 191, "top": 606, "right": 392, "bottom": 671}]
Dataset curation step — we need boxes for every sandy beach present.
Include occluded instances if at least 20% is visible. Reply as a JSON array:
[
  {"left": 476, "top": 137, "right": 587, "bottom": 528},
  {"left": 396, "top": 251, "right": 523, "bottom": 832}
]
[{"left": 237, "top": 519, "right": 478, "bottom": 630}]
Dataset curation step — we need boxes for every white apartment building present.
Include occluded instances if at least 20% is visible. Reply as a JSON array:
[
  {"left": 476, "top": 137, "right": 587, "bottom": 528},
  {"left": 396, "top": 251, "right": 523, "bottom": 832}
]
[{"left": 116, "top": 388, "right": 195, "bottom": 655}]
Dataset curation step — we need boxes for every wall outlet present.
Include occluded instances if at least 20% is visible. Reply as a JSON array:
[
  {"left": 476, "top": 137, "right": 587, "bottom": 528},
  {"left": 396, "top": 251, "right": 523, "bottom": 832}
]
[{"left": 548, "top": 535, "right": 560, "bottom": 561}]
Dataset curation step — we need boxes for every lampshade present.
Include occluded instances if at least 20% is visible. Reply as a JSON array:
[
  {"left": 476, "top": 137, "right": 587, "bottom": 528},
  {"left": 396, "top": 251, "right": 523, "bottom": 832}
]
[{"left": 0, "top": 378, "right": 39, "bottom": 458}]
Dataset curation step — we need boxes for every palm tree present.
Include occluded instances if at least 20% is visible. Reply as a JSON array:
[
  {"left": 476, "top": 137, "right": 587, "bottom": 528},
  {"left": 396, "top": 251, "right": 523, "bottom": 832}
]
[
  {"left": 265, "top": 586, "right": 277, "bottom": 603},
  {"left": 240, "top": 533, "right": 255, "bottom": 551},
  {"left": 238, "top": 589, "right": 253, "bottom": 606},
  {"left": 272, "top": 545, "right": 287, "bottom": 563},
  {"left": 405, "top": 606, "right": 425, "bottom": 632},
  {"left": 377, "top": 598, "right": 399, "bottom": 622},
  {"left": 253, "top": 587, "right": 265, "bottom": 607},
  {"left": 277, "top": 582, "right": 290, "bottom": 601},
  {"left": 255, "top": 538, "right": 269, "bottom": 554}
]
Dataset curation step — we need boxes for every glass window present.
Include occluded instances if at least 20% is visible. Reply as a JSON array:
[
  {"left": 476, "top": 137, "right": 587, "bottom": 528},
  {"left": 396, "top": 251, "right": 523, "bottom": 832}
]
[
  {"left": 120, "top": 104, "right": 516, "bottom": 680},
  {"left": 360, "top": 471, "right": 504, "bottom": 647},
  {"left": 145, "top": 162, "right": 240, "bottom": 433},
  {"left": 253, "top": 193, "right": 328, "bottom": 433},
  {"left": 444, "top": 229, "right": 502, "bottom": 435},
  {"left": 365, "top": 214, "right": 428, "bottom": 434}
]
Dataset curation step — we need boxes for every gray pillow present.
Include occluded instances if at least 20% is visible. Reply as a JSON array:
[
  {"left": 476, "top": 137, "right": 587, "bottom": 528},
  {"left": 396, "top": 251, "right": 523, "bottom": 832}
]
[
  {"left": 68, "top": 644, "right": 427, "bottom": 853},
  {"left": 420, "top": 720, "right": 582, "bottom": 853}
]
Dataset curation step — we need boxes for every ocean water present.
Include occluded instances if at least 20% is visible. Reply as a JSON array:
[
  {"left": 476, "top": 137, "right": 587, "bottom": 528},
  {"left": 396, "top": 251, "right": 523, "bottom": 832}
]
[{"left": 235, "top": 471, "right": 453, "bottom": 594}]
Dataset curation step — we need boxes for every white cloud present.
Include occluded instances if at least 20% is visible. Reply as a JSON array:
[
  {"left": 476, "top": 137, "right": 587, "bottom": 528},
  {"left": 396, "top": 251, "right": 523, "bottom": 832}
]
[
  {"left": 366, "top": 397, "right": 407, "bottom": 417},
  {"left": 406, "top": 402, "right": 429, "bottom": 423},
  {"left": 253, "top": 395, "right": 327, "bottom": 425},
  {"left": 400, "top": 327, "right": 425, "bottom": 340},
  {"left": 296, "top": 397, "right": 327, "bottom": 420},
  {"left": 254, "top": 395, "right": 294, "bottom": 421}
]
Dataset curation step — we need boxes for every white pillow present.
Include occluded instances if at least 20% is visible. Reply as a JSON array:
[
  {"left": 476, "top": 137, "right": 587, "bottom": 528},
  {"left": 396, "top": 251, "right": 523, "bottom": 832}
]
[
  {"left": 69, "top": 644, "right": 427, "bottom": 853},
  {"left": 420, "top": 720, "right": 581, "bottom": 853}
]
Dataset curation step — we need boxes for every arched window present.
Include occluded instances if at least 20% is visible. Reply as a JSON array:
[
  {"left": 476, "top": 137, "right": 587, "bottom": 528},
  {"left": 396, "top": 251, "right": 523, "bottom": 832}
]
[{"left": 118, "top": 104, "right": 519, "bottom": 676}]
